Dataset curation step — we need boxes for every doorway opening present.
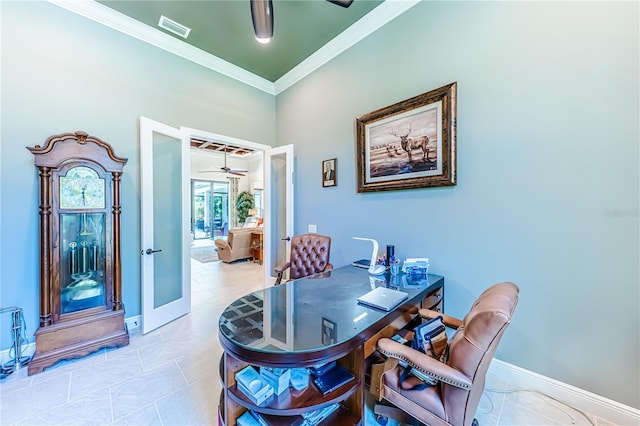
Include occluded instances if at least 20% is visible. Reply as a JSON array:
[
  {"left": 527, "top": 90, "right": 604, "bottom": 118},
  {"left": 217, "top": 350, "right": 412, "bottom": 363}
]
[{"left": 191, "top": 179, "right": 229, "bottom": 242}]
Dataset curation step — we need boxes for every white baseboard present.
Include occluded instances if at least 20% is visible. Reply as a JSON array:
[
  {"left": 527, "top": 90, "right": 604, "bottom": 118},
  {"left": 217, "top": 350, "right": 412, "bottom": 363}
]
[
  {"left": 489, "top": 359, "right": 640, "bottom": 425},
  {"left": 125, "top": 315, "right": 141, "bottom": 333}
]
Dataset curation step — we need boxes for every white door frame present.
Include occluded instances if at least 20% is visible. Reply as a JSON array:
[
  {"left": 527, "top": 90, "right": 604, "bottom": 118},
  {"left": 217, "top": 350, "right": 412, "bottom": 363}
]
[
  {"left": 140, "top": 117, "right": 191, "bottom": 334},
  {"left": 181, "top": 127, "right": 275, "bottom": 285}
]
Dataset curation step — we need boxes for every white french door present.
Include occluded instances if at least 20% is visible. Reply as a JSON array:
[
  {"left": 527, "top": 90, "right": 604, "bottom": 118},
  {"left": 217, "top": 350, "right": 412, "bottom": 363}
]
[{"left": 139, "top": 117, "right": 191, "bottom": 334}]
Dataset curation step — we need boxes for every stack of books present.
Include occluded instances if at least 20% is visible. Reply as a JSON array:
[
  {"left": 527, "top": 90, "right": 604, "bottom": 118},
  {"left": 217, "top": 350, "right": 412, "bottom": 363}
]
[
  {"left": 309, "top": 361, "right": 336, "bottom": 377},
  {"left": 236, "top": 366, "right": 274, "bottom": 406},
  {"left": 311, "top": 365, "right": 355, "bottom": 395},
  {"left": 301, "top": 403, "right": 340, "bottom": 425},
  {"left": 237, "top": 410, "right": 268, "bottom": 426}
]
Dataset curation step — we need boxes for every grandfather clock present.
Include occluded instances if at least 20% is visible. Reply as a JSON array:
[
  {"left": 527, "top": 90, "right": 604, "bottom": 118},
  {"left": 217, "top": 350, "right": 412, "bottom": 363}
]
[{"left": 27, "top": 131, "right": 129, "bottom": 375}]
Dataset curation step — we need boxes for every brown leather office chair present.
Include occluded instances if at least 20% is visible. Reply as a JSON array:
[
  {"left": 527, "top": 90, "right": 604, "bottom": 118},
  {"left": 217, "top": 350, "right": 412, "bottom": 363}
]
[
  {"left": 371, "top": 282, "right": 519, "bottom": 426},
  {"left": 274, "top": 233, "right": 333, "bottom": 285}
]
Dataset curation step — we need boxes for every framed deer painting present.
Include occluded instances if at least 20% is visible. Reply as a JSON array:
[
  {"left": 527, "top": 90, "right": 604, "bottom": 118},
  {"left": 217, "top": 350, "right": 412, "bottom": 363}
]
[{"left": 356, "top": 82, "right": 457, "bottom": 193}]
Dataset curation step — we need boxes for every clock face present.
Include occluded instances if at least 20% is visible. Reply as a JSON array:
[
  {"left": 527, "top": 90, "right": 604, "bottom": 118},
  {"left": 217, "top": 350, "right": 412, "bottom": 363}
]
[{"left": 60, "top": 166, "right": 105, "bottom": 209}]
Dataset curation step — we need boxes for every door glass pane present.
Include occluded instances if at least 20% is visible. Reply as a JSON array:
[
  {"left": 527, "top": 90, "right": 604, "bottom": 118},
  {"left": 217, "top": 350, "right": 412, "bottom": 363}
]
[
  {"left": 254, "top": 190, "right": 263, "bottom": 218},
  {"left": 192, "top": 181, "right": 211, "bottom": 240},
  {"left": 213, "top": 181, "right": 229, "bottom": 239},
  {"left": 270, "top": 152, "right": 288, "bottom": 270},
  {"left": 153, "top": 132, "right": 182, "bottom": 308}
]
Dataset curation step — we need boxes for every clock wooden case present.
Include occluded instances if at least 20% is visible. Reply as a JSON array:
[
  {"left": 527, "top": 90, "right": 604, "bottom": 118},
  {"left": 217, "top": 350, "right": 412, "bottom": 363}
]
[{"left": 27, "top": 131, "right": 129, "bottom": 375}]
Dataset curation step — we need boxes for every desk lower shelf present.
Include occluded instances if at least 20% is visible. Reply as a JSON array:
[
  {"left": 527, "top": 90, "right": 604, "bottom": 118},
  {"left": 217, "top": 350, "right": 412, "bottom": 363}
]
[
  {"left": 222, "top": 349, "right": 364, "bottom": 425},
  {"left": 227, "top": 378, "right": 360, "bottom": 416},
  {"left": 219, "top": 393, "right": 359, "bottom": 426}
]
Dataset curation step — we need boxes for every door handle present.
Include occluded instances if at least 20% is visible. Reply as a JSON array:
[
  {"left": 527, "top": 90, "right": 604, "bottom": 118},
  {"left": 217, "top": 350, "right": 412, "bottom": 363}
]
[
  {"left": 282, "top": 237, "right": 291, "bottom": 241},
  {"left": 145, "top": 248, "right": 162, "bottom": 255}
]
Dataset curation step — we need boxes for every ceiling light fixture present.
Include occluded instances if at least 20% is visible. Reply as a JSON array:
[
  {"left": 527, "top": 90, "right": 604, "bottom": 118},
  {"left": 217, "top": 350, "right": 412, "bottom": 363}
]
[
  {"left": 249, "top": 0, "right": 353, "bottom": 45},
  {"left": 250, "top": 0, "right": 273, "bottom": 44},
  {"left": 327, "top": 0, "right": 355, "bottom": 7}
]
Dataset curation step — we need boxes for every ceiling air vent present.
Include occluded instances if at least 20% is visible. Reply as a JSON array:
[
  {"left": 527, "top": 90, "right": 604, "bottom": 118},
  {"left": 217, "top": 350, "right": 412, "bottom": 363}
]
[{"left": 158, "top": 15, "right": 191, "bottom": 39}]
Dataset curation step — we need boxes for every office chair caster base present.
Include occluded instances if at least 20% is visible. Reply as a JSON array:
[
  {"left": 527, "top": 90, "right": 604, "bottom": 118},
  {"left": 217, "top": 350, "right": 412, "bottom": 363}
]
[
  {"left": 376, "top": 415, "right": 389, "bottom": 425},
  {"left": 374, "top": 403, "right": 420, "bottom": 425}
]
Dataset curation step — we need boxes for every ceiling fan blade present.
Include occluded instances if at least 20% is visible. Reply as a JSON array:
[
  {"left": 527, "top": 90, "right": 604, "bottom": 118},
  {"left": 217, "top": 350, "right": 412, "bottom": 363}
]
[
  {"left": 200, "top": 144, "right": 248, "bottom": 175},
  {"left": 326, "top": 0, "right": 354, "bottom": 7},
  {"left": 250, "top": 0, "right": 273, "bottom": 42}
]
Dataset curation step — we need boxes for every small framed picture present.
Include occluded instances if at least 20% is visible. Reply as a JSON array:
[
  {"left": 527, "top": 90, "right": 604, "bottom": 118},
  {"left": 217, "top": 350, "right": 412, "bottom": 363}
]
[{"left": 322, "top": 158, "right": 337, "bottom": 187}]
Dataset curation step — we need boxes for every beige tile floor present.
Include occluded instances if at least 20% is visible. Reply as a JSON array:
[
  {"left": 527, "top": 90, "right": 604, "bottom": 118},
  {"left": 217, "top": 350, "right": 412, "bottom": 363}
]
[{"left": 0, "top": 250, "right": 615, "bottom": 426}]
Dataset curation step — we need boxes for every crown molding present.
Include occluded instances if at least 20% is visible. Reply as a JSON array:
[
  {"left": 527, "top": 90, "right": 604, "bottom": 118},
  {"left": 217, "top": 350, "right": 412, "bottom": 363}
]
[{"left": 47, "top": 0, "right": 420, "bottom": 96}]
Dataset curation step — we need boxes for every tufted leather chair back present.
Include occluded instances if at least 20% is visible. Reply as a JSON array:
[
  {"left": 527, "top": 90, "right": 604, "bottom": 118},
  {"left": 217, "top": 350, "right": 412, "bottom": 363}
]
[{"left": 288, "top": 234, "right": 332, "bottom": 280}]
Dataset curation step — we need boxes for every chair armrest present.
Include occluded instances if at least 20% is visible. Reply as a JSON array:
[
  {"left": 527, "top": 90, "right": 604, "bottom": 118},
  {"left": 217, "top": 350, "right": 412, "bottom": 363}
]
[
  {"left": 274, "top": 262, "right": 291, "bottom": 274},
  {"left": 418, "top": 309, "right": 462, "bottom": 330},
  {"left": 274, "top": 262, "right": 291, "bottom": 285},
  {"left": 377, "top": 338, "right": 472, "bottom": 390},
  {"left": 214, "top": 240, "right": 230, "bottom": 250}
]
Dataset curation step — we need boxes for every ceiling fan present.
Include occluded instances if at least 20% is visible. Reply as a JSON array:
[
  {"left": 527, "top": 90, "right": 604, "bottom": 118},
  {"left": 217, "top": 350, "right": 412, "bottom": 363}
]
[
  {"left": 198, "top": 145, "right": 248, "bottom": 176},
  {"left": 250, "top": 0, "right": 354, "bottom": 43}
]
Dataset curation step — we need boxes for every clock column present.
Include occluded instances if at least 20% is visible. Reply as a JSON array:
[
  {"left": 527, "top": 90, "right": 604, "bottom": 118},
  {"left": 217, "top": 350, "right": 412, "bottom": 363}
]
[{"left": 112, "top": 171, "right": 123, "bottom": 311}]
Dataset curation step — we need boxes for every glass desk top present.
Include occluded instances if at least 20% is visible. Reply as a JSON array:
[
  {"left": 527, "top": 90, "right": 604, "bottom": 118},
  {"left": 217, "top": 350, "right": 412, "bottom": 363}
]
[{"left": 218, "top": 265, "right": 444, "bottom": 366}]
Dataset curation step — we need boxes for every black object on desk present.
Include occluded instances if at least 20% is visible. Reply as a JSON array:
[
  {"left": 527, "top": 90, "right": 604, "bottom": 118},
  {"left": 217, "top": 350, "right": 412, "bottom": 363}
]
[
  {"left": 352, "top": 258, "right": 370, "bottom": 269},
  {"left": 313, "top": 364, "right": 355, "bottom": 395},
  {"left": 386, "top": 245, "right": 394, "bottom": 266}
]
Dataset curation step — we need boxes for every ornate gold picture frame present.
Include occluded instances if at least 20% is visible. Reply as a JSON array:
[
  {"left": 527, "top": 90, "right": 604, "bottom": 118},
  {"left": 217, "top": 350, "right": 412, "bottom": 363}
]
[{"left": 356, "top": 82, "right": 457, "bottom": 193}]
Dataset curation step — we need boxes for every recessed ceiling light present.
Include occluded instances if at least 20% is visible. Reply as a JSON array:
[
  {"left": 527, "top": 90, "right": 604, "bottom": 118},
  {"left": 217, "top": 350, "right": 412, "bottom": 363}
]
[{"left": 157, "top": 15, "right": 191, "bottom": 39}]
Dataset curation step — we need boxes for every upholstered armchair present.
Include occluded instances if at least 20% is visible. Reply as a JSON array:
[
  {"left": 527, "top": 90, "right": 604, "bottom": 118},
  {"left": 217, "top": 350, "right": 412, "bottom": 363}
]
[
  {"left": 370, "top": 282, "right": 519, "bottom": 426},
  {"left": 214, "top": 228, "right": 255, "bottom": 263},
  {"left": 274, "top": 233, "right": 333, "bottom": 285}
]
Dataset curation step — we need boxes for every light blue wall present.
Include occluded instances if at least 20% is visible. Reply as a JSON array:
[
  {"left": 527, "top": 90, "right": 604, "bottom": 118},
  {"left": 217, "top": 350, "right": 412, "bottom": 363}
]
[
  {"left": 276, "top": 1, "right": 639, "bottom": 408},
  {"left": 0, "top": 2, "right": 275, "bottom": 349}
]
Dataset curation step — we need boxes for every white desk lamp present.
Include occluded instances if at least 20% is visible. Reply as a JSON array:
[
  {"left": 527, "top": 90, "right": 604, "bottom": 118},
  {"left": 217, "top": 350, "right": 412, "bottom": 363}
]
[{"left": 352, "top": 237, "right": 386, "bottom": 275}]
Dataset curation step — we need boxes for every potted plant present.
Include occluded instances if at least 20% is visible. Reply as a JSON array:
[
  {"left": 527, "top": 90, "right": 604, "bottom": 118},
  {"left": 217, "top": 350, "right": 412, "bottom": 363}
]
[{"left": 236, "top": 191, "right": 255, "bottom": 225}]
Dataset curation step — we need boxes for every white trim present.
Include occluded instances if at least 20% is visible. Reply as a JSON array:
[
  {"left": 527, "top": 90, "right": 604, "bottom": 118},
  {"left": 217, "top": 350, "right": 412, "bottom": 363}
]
[
  {"left": 124, "top": 315, "right": 141, "bottom": 333},
  {"left": 273, "top": 0, "right": 421, "bottom": 94},
  {"left": 489, "top": 359, "right": 640, "bottom": 425},
  {"left": 45, "top": 0, "right": 420, "bottom": 96}
]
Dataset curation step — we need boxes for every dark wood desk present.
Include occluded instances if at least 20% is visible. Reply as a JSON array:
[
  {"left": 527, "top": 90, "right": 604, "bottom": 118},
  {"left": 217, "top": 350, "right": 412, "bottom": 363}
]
[{"left": 218, "top": 267, "right": 444, "bottom": 425}]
